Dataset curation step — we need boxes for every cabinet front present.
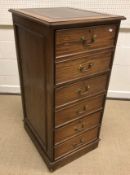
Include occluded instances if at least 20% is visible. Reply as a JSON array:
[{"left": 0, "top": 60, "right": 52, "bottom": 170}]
[{"left": 54, "top": 24, "right": 117, "bottom": 160}]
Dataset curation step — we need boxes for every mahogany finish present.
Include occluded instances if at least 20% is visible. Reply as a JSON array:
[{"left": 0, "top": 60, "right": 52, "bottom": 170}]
[
  {"left": 9, "top": 7, "right": 125, "bottom": 171},
  {"left": 56, "top": 24, "right": 117, "bottom": 57},
  {"left": 55, "top": 94, "right": 105, "bottom": 127},
  {"left": 55, "top": 74, "right": 108, "bottom": 107},
  {"left": 55, "top": 126, "right": 99, "bottom": 159},
  {"left": 56, "top": 50, "right": 112, "bottom": 84},
  {"left": 55, "top": 111, "right": 101, "bottom": 144}
]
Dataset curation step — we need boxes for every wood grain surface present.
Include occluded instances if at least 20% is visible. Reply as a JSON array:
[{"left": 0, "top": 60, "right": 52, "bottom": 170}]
[
  {"left": 10, "top": 7, "right": 124, "bottom": 171},
  {"left": 55, "top": 94, "right": 105, "bottom": 127},
  {"left": 55, "top": 74, "right": 108, "bottom": 107},
  {"left": 56, "top": 24, "right": 117, "bottom": 57},
  {"left": 56, "top": 50, "right": 112, "bottom": 85}
]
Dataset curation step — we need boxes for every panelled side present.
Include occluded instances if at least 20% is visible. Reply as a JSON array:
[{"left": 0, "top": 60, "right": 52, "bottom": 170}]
[{"left": 12, "top": 15, "right": 55, "bottom": 162}]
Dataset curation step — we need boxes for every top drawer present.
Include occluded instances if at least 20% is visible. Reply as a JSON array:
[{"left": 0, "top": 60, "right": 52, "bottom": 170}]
[{"left": 56, "top": 24, "right": 117, "bottom": 57}]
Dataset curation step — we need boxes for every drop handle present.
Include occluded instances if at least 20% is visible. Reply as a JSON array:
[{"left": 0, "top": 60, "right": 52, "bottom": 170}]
[
  {"left": 76, "top": 105, "right": 88, "bottom": 115},
  {"left": 79, "top": 63, "right": 94, "bottom": 72},
  {"left": 72, "top": 138, "right": 85, "bottom": 148},
  {"left": 80, "top": 34, "right": 97, "bottom": 47},
  {"left": 74, "top": 122, "right": 85, "bottom": 132},
  {"left": 77, "top": 85, "right": 90, "bottom": 96}
]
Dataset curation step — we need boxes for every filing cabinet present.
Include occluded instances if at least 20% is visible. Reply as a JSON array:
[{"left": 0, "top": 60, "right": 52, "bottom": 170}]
[{"left": 10, "top": 7, "right": 125, "bottom": 171}]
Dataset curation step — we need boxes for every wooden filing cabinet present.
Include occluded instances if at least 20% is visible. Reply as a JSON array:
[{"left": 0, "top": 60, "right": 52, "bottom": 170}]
[{"left": 9, "top": 7, "right": 125, "bottom": 171}]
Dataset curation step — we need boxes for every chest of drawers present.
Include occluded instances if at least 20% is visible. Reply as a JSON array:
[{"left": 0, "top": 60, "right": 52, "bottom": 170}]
[{"left": 10, "top": 7, "right": 125, "bottom": 171}]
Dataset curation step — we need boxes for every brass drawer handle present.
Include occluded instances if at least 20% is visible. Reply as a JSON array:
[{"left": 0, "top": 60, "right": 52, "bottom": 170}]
[
  {"left": 80, "top": 34, "right": 97, "bottom": 47},
  {"left": 74, "top": 123, "right": 85, "bottom": 132},
  {"left": 76, "top": 105, "right": 88, "bottom": 115},
  {"left": 79, "top": 63, "right": 94, "bottom": 72},
  {"left": 72, "top": 138, "right": 85, "bottom": 148},
  {"left": 77, "top": 85, "right": 90, "bottom": 96}
]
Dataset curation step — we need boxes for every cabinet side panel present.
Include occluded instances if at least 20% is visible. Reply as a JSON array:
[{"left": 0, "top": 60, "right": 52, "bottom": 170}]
[
  {"left": 13, "top": 15, "right": 55, "bottom": 161},
  {"left": 16, "top": 26, "right": 47, "bottom": 149}
]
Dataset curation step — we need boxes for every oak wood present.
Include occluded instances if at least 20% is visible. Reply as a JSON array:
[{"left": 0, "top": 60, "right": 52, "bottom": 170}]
[{"left": 10, "top": 7, "right": 125, "bottom": 171}]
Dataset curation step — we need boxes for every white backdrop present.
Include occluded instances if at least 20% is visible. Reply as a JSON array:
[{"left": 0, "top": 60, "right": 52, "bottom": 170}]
[
  {"left": 0, "top": 0, "right": 130, "bottom": 27},
  {"left": 0, "top": 0, "right": 130, "bottom": 98}
]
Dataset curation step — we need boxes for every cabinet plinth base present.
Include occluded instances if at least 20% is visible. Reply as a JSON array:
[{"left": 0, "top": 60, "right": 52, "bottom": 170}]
[{"left": 24, "top": 121, "right": 99, "bottom": 172}]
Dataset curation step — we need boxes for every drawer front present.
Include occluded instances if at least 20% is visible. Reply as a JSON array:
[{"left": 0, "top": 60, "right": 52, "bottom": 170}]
[
  {"left": 56, "top": 74, "right": 108, "bottom": 107},
  {"left": 56, "top": 51, "right": 112, "bottom": 85},
  {"left": 56, "top": 25, "right": 117, "bottom": 57},
  {"left": 55, "top": 111, "right": 101, "bottom": 144},
  {"left": 55, "top": 94, "right": 104, "bottom": 127},
  {"left": 55, "top": 127, "right": 99, "bottom": 159}
]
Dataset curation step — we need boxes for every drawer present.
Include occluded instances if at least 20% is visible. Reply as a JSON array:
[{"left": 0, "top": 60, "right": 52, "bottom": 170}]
[
  {"left": 56, "top": 24, "right": 117, "bottom": 57},
  {"left": 56, "top": 50, "right": 112, "bottom": 85},
  {"left": 55, "top": 111, "right": 101, "bottom": 144},
  {"left": 56, "top": 74, "right": 108, "bottom": 107},
  {"left": 55, "top": 126, "right": 99, "bottom": 159},
  {"left": 55, "top": 94, "right": 104, "bottom": 127}
]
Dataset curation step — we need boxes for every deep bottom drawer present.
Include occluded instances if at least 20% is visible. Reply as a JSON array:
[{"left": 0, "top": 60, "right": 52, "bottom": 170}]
[{"left": 55, "top": 126, "right": 99, "bottom": 159}]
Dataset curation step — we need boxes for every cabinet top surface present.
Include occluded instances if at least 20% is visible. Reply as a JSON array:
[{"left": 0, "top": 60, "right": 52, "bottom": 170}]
[{"left": 9, "top": 7, "right": 125, "bottom": 26}]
